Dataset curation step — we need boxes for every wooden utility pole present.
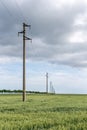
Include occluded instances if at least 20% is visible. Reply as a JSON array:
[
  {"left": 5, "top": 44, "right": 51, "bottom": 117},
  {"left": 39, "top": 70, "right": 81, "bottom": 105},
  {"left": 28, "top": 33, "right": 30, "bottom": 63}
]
[
  {"left": 46, "top": 72, "right": 48, "bottom": 93},
  {"left": 18, "top": 23, "right": 32, "bottom": 102}
]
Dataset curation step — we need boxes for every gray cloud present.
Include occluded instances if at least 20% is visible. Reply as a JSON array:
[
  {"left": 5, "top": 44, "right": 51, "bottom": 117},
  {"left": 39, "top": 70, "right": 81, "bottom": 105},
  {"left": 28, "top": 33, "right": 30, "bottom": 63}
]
[{"left": 0, "top": 0, "right": 87, "bottom": 67}]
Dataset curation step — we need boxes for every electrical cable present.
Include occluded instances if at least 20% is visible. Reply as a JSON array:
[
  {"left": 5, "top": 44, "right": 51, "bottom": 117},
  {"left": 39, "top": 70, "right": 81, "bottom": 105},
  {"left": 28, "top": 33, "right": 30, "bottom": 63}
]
[
  {"left": 0, "top": 0, "right": 32, "bottom": 31},
  {"left": 14, "top": 0, "right": 27, "bottom": 23},
  {"left": 0, "top": 0, "right": 12, "bottom": 17},
  {"left": 0, "top": 0, "right": 25, "bottom": 24}
]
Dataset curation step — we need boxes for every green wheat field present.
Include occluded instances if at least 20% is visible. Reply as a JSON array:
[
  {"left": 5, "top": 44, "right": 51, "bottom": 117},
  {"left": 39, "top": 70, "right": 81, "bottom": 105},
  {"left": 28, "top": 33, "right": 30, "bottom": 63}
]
[{"left": 0, "top": 94, "right": 87, "bottom": 130}]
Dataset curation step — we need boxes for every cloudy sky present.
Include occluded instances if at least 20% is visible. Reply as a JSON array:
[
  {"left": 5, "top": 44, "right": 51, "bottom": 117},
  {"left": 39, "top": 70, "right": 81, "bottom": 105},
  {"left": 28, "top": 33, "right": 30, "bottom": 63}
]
[{"left": 0, "top": 0, "right": 87, "bottom": 93}]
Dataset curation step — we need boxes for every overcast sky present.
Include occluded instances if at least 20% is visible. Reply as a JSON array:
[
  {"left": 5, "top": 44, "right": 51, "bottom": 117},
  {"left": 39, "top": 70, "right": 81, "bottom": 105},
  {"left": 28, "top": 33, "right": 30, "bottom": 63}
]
[{"left": 0, "top": 0, "right": 87, "bottom": 93}]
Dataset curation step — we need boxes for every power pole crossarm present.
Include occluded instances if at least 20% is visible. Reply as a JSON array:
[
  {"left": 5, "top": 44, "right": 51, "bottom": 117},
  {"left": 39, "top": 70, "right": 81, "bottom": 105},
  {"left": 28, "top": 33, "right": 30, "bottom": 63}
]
[
  {"left": 18, "top": 31, "right": 23, "bottom": 36},
  {"left": 18, "top": 22, "right": 32, "bottom": 102},
  {"left": 24, "top": 36, "right": 32, "bottom": 41},
  {"left": 24, "top": 23, "right": 31, "bottom": 28}
]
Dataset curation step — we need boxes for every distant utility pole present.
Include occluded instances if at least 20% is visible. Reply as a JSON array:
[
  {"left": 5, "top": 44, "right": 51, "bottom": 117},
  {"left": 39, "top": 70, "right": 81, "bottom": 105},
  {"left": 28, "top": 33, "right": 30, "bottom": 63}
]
[
  {"left": 46, "top": 72, "right": 48, "bottom": 93},
  {"left": 50, "top": 81, "right": 52, "bottom": 93},
  {"left": 50, "top": 81, "right": 55, "bottom": 94},
  {"left": 18, "top": 23, "right": 32, "bottom": 102}
]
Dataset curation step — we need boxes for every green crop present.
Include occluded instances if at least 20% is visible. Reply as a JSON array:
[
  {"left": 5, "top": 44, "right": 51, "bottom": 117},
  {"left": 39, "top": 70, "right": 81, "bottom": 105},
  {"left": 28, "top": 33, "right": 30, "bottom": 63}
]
[{"left": 0, "top": 94, "right": 87, "bottom": 130}]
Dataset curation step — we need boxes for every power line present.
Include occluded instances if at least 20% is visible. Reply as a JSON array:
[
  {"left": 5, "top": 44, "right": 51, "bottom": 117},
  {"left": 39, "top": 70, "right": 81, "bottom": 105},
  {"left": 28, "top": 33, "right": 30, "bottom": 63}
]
[
  {"left": 0, "top": 0, "right": 26, "bottom": 24},
  {"left": 0, "top": 0, "right": 12, "bottom": 17},
  {"left": 15, "top": 0, "right": 27, "bottom": 23},
  {"left": 0, "top": 0, "right": 19, "bottom": 24}
]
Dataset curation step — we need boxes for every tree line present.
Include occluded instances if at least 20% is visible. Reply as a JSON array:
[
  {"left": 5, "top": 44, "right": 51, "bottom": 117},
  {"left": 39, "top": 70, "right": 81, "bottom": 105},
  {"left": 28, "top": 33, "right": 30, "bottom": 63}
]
[{"left": 0, "top": 89, "right": 47, "bottom": 94}]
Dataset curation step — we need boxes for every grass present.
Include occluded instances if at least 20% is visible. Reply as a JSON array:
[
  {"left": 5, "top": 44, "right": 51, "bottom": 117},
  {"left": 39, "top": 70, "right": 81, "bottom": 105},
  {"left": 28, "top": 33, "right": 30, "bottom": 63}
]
[{"left": 0, "top": 94, "right": 87, "bottom": 130}]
